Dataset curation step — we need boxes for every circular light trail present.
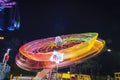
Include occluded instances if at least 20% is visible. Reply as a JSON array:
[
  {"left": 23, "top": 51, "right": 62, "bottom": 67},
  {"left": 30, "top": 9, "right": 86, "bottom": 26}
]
[{"left": 15, "top": 32, "right": 105, "bottom": 71}]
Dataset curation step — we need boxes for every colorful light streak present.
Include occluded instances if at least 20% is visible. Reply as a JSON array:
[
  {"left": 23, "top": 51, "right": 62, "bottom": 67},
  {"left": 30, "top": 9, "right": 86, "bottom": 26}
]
[
  {"left": 0, "top": 0, "right": 16, "bottom": 8},
  {"left": 0, "top": 0, "right": 20, "bottom": 31},
  {"left": 15, "top": 32, "right": 105, "bottom": 71}
]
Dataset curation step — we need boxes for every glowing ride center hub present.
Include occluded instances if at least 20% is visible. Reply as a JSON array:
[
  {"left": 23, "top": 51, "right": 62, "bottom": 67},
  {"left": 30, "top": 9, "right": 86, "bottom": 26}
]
[{"left": 16, "top": 32, "right": 105, "bottom": 71}]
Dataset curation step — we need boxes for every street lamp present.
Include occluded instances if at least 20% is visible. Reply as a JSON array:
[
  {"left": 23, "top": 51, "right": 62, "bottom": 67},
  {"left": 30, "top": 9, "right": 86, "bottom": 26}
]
[
  {"left": 0, "top": 37, "right": 4, "bottom": 40},
  {"left": 107, "top": 48, "right": 112, "bottom": 52}
]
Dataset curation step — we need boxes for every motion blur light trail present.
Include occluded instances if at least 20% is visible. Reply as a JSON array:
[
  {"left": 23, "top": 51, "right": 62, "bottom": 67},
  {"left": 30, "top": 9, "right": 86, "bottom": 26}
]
[
  {"left": 0, "top": 0, "right": 16, "bottom": 8},
  {"left": 16, "top": 32, "right": 105, "bottom": 72},
  {"left": 0, "top": 0, "right": 20, "bottom": 31}
]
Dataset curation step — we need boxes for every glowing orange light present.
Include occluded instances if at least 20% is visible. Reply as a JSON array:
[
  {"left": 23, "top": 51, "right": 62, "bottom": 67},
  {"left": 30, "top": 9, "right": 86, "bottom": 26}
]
[
  {"left": 15, "top": 32, "right": 105, "bottom": 71},
  {"left": 0, "top": 36, "right": 4, "bottom": 39}
]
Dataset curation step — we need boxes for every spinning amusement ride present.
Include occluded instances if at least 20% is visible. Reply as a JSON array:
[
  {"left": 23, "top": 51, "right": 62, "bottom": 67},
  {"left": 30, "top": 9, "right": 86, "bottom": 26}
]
[{"left": 15, "top": 32, "right": 105, "bottom": 79}]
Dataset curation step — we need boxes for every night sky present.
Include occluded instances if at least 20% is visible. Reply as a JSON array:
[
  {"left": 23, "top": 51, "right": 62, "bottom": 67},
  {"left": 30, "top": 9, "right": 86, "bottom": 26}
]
[
  {"left": 3, "top": 0, "right": 120, "bottom": 50},
  {"left": 0, "top": 0, "right": 120, "bottom": 75},
  {"left": 9, "top": 1, "right": 120, "bottom": 43}
]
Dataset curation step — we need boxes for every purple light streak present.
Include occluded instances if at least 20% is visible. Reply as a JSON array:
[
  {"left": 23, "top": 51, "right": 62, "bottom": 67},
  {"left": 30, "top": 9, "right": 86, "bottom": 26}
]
[{"left": 0, "top": 0, "right": 16, "bottom": 8}]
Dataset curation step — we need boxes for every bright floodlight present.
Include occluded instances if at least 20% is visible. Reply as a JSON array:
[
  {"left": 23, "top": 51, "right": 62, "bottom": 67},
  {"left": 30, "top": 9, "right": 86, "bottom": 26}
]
[{"left": 50, "top": 50, "right": 64, "bottom": 64}]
